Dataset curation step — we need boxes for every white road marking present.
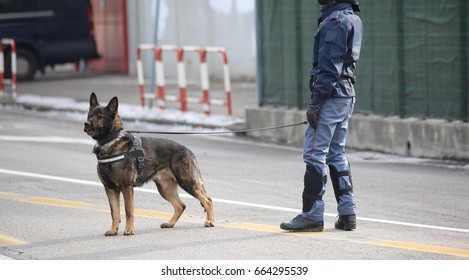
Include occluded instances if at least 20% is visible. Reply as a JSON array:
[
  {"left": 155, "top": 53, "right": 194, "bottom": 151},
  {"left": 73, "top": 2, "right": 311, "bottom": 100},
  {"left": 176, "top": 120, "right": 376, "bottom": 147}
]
[
  {"left": 1, "top": 167, "right": 468, "bottom": 234},
  {"left": 0, "top": 168, "right": 101, "bottom": 187},
  {"left": 0, "top": 135, "right": 94, "bottom": 145}
]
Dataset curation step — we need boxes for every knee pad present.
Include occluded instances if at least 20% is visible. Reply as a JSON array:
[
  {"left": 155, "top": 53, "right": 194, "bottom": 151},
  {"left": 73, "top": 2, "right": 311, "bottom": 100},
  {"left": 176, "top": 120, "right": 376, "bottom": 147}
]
[
  {"left": 302, "top": 164, "right": 326, "bottom": 212},
  {"left": 329, "top": 163, "right": 353, "bottom": 203}
]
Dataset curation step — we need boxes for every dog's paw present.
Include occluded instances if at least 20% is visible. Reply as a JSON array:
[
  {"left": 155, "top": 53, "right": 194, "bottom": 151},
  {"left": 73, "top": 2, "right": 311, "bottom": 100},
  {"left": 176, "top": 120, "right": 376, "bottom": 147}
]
[
  {"left": 123, "top": 228, "right": 135, "bottom": 235},
  {"left": 204, "top": 221, "right": 215, "bottom": 227},
  {"left": 160, "top": 222, "right": 174, "bottom": 228},
  {"left": 104, "top": 229, "right": 118, "bottom": 236}
]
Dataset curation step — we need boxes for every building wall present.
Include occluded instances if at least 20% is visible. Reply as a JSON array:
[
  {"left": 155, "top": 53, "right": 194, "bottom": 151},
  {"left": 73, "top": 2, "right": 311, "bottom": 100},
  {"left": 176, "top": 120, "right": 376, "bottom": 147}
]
[
  {"left": 90, "top": 0, "right": 128, "bottom": 73},
  {"left": 126, "top": 0, "right": 256, "bottom": 82}
]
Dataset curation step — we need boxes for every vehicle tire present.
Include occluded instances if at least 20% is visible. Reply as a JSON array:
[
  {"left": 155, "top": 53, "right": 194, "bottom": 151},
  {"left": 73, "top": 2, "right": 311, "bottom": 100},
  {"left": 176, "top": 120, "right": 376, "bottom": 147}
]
[
  {"left": 5, "top": 47, "right": 38, "bottom": 81},
  {"left": 17, "top": 48, "right": 39, "bottom": 81}
]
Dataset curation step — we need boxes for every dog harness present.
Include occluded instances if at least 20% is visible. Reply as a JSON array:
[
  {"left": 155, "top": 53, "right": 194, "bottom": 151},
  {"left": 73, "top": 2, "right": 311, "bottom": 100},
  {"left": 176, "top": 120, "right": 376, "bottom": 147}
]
[
  {"left": 95, "top": 132, "right": 145, "bottom": 190},
  {"left": 96, "top": 132, "right": 145, "bottom": 172}
]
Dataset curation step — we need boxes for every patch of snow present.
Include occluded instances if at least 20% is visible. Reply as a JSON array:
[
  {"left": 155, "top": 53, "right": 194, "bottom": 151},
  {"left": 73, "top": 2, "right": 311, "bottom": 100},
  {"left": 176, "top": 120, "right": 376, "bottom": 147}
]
[{"left": 16, "top": 94, "right": 244, "bottom": 128}]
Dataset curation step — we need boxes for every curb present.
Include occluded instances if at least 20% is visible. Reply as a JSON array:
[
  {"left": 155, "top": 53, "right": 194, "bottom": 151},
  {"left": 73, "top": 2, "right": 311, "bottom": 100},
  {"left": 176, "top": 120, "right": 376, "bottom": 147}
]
[{"left": 10, "top": 101, "right": 245, "bottom": 131}]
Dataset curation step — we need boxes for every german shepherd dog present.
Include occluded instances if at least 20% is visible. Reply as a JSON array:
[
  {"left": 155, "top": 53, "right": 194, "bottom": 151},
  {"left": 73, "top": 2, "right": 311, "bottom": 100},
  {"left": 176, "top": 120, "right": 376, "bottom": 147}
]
[{"left": 84, "top": 92, "right": 214, "bottom": 236}]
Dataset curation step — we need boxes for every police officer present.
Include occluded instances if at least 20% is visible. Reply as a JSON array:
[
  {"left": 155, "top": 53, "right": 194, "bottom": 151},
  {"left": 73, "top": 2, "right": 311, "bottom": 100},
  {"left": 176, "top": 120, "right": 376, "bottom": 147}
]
[{"left": 281, "top": 0, "right": 363, "bottom": 232}]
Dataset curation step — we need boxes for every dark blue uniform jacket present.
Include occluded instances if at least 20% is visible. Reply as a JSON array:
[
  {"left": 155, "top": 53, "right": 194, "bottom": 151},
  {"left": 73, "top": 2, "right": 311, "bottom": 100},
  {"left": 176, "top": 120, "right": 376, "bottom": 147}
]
[{"left": 310, "top": 3, "right": 363, "bottom": 105}]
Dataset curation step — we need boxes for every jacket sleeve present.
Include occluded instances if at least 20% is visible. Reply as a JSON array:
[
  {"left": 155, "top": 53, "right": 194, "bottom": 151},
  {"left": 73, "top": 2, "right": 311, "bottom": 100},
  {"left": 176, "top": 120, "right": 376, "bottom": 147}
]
[{"left": 311, "top": 19, "right": 349, "bottom": 105}]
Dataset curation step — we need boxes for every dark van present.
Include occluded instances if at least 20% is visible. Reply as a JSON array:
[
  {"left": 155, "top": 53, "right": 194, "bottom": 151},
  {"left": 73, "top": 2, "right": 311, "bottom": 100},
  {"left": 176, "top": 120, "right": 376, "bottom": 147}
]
[{"left": 0, "top": 0, "right": 100, "bottom": 80}]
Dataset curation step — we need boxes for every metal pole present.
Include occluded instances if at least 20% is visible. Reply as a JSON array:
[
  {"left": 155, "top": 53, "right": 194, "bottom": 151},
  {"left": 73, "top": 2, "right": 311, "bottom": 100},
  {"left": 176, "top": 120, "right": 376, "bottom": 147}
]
[
  {"left": 294, "top": 0, "right": 304, "bottom": 109},
  {"left": 255, "top": 0, "right": 264, "bottom": 107},
  {"left": 149, "top": 0, "right": 161, "bottom": 108},
  {"left": 460, "top": 0, "right": 468, "bottom": 121},
  {"left": 396, "top": 0, "right": 406, "bottom": 118}
]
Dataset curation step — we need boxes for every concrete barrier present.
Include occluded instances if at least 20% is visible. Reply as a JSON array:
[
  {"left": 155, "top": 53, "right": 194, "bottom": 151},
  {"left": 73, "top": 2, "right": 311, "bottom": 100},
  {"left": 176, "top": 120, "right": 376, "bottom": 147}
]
[
  {"left": 348, "top": 114, "right": 469, "bottom": 160},
  {"left": 246, "top": 107, "right": 469, "bottom": 161},
  {"left": 245, "top": 107, "right": 306, "bottom": 145}
]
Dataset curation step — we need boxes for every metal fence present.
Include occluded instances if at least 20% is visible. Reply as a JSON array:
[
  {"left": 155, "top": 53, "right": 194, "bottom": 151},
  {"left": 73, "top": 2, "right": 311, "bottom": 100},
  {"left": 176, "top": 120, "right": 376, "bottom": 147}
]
[{"left": 256, "top": 0, "right": 469, "bottom": 121}]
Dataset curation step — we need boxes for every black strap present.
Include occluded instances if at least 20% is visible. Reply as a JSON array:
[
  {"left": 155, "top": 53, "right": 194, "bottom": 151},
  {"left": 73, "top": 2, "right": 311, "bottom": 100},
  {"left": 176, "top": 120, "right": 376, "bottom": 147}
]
[
  {"left": 129, "top": 133, "right": 145, "bottom": 173},
  {"left": 128, "top": 149, "right": 144, "bottom": 159},
  {"left": 338, "top": 189, "right": 353, "bottom": 196},
  {"left": 336, "top": 170, "right": 350, "bottom": 177},
  {"left": 302, "top": 193, "right": 323, "bottom": 200}
]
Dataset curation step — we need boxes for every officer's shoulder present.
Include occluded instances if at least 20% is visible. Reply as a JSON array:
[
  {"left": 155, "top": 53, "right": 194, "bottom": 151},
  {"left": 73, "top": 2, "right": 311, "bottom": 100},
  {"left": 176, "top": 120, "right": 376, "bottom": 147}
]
[
  {"left": 328, "top": 10, "right": 353, "bottom": 23},
  {"left": 329, "top": 10, "right": 340, "bottom": 21},
  {"left": 328, "top": 10, "right": 360, "bottom": 26}
]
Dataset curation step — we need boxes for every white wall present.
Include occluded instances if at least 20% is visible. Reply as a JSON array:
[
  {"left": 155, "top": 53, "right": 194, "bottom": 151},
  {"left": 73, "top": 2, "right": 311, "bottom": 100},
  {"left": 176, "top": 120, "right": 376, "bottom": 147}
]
[{"left": 127, "top": 0, "right": 256, "bottom": 82}]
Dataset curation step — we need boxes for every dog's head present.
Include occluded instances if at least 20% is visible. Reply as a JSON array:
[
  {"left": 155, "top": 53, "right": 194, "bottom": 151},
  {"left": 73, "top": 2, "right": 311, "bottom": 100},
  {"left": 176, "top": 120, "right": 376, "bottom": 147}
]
[{"left": 84, "top": 92, "right": 123, "bottom": 141}]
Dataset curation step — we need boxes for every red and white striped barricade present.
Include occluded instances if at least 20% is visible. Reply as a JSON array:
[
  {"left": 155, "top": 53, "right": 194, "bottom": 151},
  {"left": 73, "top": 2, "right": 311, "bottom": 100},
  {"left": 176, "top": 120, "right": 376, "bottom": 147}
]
[
  {"left": 137, "top": 44, "right": 187, "bottom": 112},
  {"left": 165, "top": 45, "right": 188, "bottom": 112},
  {"left": 0, "top": 38, "right": 17, "bottom": 101},
  {"left": 204, "top": 46, "right": 232, "bottom": 116},
  {"left": 136, "top": 44, "right": 233, "bottom": 116},
  {"left": 183, "top": 46, "right": 232, "bottom": 116},
  {"left": 137, "top": 44, "right": 160, "bottom": 108}
]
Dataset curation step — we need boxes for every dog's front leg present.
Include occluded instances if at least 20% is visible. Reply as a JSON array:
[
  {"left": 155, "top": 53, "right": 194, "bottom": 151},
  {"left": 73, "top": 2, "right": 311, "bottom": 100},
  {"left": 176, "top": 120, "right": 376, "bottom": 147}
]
[
  {"left": 122, "top": 186, "right": 135, "bottom": 235},
  {"left": 104, "top": 187, "right": 121, "bottom": 236}
]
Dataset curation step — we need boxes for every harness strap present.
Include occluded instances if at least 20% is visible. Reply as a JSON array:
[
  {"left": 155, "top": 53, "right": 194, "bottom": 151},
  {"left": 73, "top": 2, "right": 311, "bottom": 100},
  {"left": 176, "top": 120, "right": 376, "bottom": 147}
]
[
  {"left": 97, "top": 149, "right": 144, "bottom": 164},
  {"left": 130, "top": 133, "right": 145, "bottom": 173},
  {"left": 96, "top": 133, "right": 145, "bottom": 174},
  {"left": 95, "top": 132, "right": 145, "bottom": 189}
]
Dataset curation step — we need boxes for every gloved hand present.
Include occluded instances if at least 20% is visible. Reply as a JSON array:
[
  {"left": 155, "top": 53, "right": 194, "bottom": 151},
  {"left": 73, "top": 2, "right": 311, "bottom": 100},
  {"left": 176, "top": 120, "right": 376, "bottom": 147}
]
[
  {"left": 309, "top": 77, "right": 315, "bottom": 93},
  {"left": 306, "top": 104, "right": 321, "bottom": 130}
]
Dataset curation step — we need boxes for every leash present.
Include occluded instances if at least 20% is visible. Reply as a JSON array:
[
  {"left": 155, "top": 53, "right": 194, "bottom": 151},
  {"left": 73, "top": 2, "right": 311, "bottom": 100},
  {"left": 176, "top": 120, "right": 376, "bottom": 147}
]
[{"left": 127, "top": 121, "right": 307, "bottom": 135}]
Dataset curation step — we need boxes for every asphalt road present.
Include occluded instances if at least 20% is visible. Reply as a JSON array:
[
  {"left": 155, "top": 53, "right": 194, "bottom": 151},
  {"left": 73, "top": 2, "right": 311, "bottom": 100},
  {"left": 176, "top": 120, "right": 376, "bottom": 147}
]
[{"left": 1, "top": 107, "right": 469, "bottom": 263}]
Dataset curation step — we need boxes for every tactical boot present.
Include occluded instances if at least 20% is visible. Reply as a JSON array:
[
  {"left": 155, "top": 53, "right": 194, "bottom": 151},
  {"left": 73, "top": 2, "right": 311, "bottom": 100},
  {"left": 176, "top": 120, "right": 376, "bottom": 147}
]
[
  {"left": 280, "top": 215, "right": 324, "bottom": 232},
  {"left": 335, "top": 214, "right": 356, "bottom": 230}
]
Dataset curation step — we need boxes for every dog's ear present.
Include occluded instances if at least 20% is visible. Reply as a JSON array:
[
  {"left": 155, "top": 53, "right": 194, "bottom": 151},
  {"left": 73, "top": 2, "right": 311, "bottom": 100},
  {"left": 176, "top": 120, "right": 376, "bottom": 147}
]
[
  {"left": 107, "top": 96, "right": 119, "bottom": 115},
  {"left": 90, "top": 92, "right": 98, "bottom": 108}
]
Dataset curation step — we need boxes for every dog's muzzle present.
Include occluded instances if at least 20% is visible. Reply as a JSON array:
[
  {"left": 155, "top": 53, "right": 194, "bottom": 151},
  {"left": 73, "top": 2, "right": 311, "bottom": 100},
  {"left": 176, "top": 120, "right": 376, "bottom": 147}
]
[{"left": 84, "top": 121, "right": 94, "bottom": 136}]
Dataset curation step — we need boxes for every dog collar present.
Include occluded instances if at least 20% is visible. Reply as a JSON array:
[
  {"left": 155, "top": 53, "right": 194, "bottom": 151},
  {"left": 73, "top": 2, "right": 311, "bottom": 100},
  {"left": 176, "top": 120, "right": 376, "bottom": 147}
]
[{"left": 97, "top": 129, "right": 123, "bottom": 146}]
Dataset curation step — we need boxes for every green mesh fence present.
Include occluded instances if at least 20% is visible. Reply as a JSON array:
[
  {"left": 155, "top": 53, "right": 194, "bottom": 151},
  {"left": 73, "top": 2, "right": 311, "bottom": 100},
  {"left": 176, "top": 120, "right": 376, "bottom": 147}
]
[{"left": 256, "top": 0, "right": 469, "bottom": 121}]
